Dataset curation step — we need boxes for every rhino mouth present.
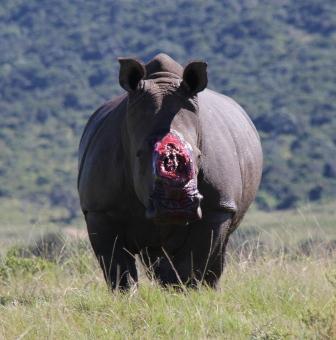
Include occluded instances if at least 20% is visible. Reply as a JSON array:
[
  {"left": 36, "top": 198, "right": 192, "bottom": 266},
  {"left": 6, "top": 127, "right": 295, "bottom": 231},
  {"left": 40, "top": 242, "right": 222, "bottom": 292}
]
[
  {"left": 146, "top": 130, "right": 203, "bottom": 225},
  {"left": 146, "top": 179, "right": 203, "bottom": 225}
]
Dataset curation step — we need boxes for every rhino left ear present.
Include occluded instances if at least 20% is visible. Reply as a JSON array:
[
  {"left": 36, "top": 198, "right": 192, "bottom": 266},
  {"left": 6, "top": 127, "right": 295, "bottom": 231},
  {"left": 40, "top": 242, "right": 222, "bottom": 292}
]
[
  {"left": 118, "top": 58, "right": 146, "bottom": 92},
  {"left": 182, "top": 61, "right": 208, "bottom": 95}
]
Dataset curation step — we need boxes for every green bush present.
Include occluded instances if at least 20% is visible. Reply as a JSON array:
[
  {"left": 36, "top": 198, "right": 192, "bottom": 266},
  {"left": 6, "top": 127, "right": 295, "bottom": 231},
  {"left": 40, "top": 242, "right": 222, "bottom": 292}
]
[{"left": 0, "top": 247, "right": 53, "bottom": 280}]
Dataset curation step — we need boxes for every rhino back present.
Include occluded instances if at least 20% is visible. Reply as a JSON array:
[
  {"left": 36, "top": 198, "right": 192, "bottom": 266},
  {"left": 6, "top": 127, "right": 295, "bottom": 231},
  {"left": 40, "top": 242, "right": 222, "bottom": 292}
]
[
  {"left": 198, "top": 89, "right": 262, "bottom": 221},
  {"left": 78, "top": 95, "right": 129, "bottom": 212}
]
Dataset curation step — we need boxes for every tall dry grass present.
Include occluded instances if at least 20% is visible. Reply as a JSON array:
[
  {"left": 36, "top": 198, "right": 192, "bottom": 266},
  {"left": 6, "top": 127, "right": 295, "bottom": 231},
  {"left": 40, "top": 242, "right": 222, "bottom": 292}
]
[{"left": 0, "top": 218, "right": 335, "bottom": 339}]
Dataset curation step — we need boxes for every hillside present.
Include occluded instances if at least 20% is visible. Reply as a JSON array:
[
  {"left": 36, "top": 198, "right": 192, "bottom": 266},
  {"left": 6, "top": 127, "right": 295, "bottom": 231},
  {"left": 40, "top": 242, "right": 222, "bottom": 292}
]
[{"left": 0, "top": 0, "right": 335, "bottom": 221}]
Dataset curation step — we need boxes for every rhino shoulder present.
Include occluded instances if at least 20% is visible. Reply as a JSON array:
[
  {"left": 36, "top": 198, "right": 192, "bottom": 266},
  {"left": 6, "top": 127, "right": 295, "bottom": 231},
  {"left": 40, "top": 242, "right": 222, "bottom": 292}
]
[
  {"left": 78, "top": 95, "right": 128, "bottom": 211},
  {"left": 78, "top": 94, "right": 126, "bottom": 169},
  {"left": 197, "top": 89, "right": 262, "bottom": 221}
]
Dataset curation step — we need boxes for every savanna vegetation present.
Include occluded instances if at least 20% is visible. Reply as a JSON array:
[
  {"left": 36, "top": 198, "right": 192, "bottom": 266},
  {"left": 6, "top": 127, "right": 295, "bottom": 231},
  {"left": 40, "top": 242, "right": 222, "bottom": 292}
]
[{"left": 0, "top": 204, "right": 335, "bottom": 338}]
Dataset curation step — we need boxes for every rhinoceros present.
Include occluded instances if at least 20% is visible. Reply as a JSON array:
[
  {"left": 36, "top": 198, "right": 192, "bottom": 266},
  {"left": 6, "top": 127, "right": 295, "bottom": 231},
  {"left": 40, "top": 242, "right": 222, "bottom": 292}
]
[{"left": 78, "top": 53, "right": 262, "bottom": 290}]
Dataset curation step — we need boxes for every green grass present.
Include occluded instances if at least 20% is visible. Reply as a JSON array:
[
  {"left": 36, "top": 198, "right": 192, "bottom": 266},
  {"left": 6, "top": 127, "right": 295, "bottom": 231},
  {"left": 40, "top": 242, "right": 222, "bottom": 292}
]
[
  {"left": 0, "top": 203, "right": 335, "bottom": 339},
  {"left": 0, "top": 247, "right": 335, "bottom": 339},
  {"left": 0, "top": 198, "right": 82, "bottom": 254},
  {"left": 242, "top": 201, "right": 336, "bottom": 240}
]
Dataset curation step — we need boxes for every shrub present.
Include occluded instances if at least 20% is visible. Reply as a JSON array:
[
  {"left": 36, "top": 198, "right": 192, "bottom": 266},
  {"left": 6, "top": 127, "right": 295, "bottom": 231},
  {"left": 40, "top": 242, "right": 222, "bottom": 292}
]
[{"left": 0, "top": 248, "right": 53, "bottom": 280}]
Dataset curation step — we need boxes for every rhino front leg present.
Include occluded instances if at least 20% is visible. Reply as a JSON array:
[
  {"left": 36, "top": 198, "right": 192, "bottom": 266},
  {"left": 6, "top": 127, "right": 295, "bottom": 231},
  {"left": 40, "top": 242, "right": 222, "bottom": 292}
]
[
  {"left": 197, "top": 211, "right": 233, "bottom": 288},
  {"left": 85, "top": 212, "right": 138, "bottom": 290},
  {"left": 151, "top": 212, "right": 233, "bottom": 289}
]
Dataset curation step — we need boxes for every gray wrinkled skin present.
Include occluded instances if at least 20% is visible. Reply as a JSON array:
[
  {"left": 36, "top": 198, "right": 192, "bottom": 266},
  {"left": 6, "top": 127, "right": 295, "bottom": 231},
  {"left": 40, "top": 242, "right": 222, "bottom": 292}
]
[{"left": 78, "top": 53, "right": 263, "bottom": 290}]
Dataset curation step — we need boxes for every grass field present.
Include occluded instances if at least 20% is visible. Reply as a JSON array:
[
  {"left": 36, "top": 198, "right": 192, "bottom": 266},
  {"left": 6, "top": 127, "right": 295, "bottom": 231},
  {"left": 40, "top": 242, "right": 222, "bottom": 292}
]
[{"left": 0, "top": 201, "right": 335, "bottom": 339}]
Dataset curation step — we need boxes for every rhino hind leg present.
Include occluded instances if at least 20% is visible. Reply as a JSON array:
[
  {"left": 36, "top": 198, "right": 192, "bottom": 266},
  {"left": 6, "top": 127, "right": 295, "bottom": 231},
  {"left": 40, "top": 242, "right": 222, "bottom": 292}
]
[
  {"left": 85, "top": 212, "right": 138, "bottom": 290},
  {"left": 141, "top": 212, "right": 233, "bottom": 289}
]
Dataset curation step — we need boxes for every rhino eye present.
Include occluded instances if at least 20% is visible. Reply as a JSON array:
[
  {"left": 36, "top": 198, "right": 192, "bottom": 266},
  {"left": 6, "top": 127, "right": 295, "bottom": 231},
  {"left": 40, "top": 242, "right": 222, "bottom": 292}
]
[{"left": 136, "top": 149, "right": 143, "bottom": 158}]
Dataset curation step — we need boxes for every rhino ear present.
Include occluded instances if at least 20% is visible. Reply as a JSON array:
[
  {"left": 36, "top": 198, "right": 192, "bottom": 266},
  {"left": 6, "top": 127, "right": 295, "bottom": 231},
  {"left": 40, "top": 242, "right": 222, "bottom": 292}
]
[
  {"left": 182, "top": 61, "right": 208, "bottom": 95},
  {"left": 118, "top": 58, "right": 146, "bottom": 92}
]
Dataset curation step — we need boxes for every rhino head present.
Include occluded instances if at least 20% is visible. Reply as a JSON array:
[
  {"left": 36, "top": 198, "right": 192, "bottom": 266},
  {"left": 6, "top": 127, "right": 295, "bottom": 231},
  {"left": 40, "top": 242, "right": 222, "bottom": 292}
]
[{"left": 119, "top": 54, "right": 207, "bottom": 225}]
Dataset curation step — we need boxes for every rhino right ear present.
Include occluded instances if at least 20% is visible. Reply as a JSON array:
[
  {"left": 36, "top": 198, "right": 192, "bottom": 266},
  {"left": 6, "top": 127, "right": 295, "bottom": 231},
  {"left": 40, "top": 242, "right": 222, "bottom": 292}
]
[
  {"left": 118, "top": 58, "right": 146, "bottom": 92},
  {"left": 182, "top": 61, "right": 208, "bottom": 95}
]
